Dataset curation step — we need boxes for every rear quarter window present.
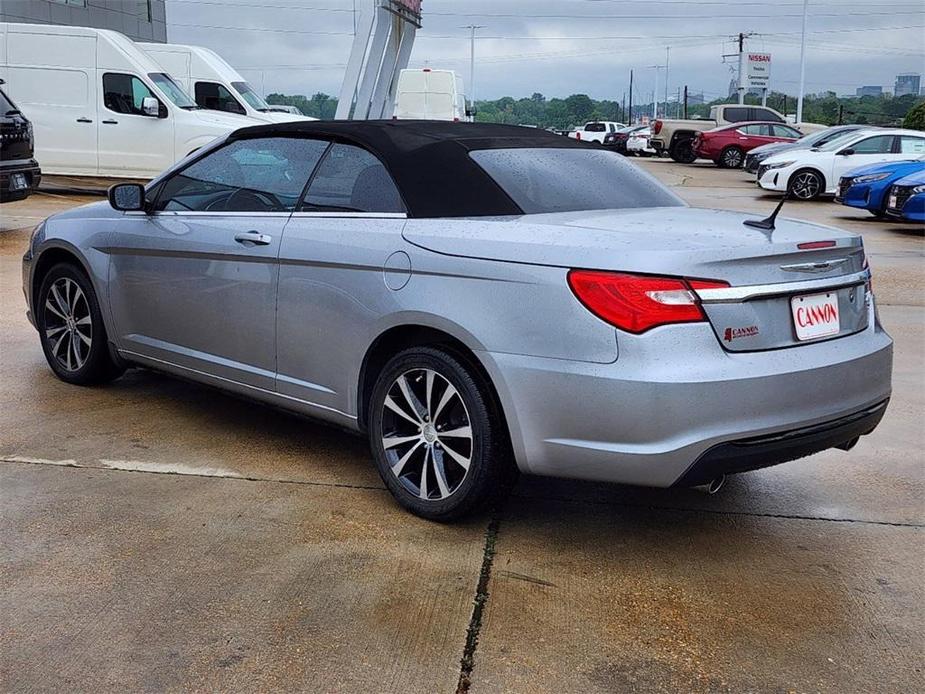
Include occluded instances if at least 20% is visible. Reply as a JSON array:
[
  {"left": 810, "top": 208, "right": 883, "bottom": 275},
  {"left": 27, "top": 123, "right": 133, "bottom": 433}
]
[{"left": 469, "top": 148, "right": 684, "bottom": 215}]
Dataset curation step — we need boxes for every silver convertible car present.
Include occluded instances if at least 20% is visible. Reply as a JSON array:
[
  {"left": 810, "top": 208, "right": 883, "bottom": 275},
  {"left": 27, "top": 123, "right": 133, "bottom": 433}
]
[{"left": 22, "top": 121, "right": 892, "bottom": 519}]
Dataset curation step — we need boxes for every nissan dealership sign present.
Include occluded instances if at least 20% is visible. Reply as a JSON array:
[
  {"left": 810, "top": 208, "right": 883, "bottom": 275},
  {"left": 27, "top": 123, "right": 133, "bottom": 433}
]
[{"left": 746, "top": 53, "right": 772, "bottom": 90}]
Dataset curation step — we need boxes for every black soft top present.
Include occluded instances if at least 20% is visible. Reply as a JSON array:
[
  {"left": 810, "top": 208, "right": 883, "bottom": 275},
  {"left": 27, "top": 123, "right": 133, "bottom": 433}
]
[{"left": 228, "top": 120, "right": 592, "bottom": 218}]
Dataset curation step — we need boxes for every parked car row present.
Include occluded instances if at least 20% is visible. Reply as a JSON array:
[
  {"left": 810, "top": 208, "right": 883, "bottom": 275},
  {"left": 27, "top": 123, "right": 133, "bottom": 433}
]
[{"left": 835, "top": 157, "right": 925, "bottom": 222}]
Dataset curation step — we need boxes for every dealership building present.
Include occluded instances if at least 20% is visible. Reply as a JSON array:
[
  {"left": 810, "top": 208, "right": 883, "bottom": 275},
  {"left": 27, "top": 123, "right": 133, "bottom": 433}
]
[{"left": 0, "top": 0, "right": 166, "bottom": 42}]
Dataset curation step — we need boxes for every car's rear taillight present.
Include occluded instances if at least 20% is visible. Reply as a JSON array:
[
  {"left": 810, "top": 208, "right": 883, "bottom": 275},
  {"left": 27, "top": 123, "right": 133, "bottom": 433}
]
[
  {"left": 567, "top": 271, "right": 729, "bottom": 334},
  {"left": 653, "top": 120, "right": 663, "bottom": 135}
]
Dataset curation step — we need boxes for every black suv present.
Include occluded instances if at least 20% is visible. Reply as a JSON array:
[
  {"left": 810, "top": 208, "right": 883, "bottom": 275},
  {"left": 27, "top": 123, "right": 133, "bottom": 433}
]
[{"left": 1, "top": 80, "right": 41, "bottom": 203}]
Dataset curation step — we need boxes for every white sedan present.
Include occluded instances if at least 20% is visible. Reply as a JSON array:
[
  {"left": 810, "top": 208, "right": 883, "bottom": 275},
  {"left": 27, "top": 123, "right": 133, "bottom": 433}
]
[
  {"left": 757, "top": 129, "right": 925, "bottom": 200},
  {"left": 626, "top": 128, "right": 657, "bottom": 157}
]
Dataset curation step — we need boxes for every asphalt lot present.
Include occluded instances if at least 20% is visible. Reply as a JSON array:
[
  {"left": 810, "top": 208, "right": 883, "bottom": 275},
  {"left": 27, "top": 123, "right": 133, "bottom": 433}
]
[{"left": 1, "top": 160, "right": 923, "bottom": 693}]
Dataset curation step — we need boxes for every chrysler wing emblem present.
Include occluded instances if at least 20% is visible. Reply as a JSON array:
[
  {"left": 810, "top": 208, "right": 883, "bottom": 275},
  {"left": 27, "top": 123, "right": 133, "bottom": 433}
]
[{"left": 780, "top": 258, "right": 849, "bottom": 273}]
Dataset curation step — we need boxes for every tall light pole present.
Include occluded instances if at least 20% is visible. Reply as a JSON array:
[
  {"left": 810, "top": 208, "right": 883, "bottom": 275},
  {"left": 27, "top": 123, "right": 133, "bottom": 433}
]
[
  {"left": 649, "top": 64, "right": 665, "bottom": 119},
  {"left": 664, "top": 46, "right": 670, "bottom": 114},
  {"left": 463, "top": 24, "right": 485, "bottom": 118},
  {"left": 796, "top": 0, "right": 809, "bottom": 123}
]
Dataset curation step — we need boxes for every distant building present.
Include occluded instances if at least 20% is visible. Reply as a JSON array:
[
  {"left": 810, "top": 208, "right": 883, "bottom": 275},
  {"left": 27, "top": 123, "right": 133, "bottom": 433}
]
[
  {"left": 856, "top": 86, "right": 883, "bottom": 98},
  {"left": 0, "top": 0, "right": 167, "bottom": 43},
  {"left": 894, "top": 73, "right": 921, "bottom": 97}
]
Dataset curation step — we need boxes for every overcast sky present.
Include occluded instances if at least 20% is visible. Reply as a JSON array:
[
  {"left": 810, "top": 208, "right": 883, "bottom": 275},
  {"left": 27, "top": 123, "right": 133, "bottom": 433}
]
[{"left": 165, "top": 0, "right": 925, "bottom": 102}]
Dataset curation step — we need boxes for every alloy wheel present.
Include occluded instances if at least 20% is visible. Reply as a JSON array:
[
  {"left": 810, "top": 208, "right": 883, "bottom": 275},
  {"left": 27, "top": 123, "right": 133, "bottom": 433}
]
[
  {"left": 380, "top": 368, "right": 473, "bottom": 501},
  {"left": 790, "top": 172, "right": 821, "bottom": 200},
  {"left": 722, "top": 148, "right": 744, "bottom": 168},
  {"left": 43, "top": 277, "right": 92, "bottom": 372}
]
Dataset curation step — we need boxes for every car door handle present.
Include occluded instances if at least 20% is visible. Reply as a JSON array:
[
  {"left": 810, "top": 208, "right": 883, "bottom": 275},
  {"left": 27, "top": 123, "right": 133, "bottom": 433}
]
[
  {"left": 76, "top": 117, "right": 93, "bottom": 123},
  {"left": 234, "top": 231, "right": 272, "bottom": 246},
  {"left": 102, "top": 119, "right": 118, "bottom": 125}
]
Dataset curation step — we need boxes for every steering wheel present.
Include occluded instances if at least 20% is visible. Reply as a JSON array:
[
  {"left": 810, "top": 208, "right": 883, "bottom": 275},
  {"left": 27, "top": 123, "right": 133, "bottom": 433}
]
[{"left": 219, "top": 187, "right": 284, "bottom": 212}]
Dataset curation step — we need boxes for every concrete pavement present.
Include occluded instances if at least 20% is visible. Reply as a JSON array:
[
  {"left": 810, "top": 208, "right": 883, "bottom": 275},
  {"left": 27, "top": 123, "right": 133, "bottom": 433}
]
[{"left": 1, "top": 162, "right": 922, "bottom": 693}]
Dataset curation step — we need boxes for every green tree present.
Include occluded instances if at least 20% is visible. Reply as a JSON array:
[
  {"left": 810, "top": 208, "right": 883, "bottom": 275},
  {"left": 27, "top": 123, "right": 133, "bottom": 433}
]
[{"left": 903, "top": 100, "right": 925, "bottom": 130}]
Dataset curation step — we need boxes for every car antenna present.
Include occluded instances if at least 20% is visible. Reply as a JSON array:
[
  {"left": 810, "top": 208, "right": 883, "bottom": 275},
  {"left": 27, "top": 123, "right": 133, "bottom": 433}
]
[{"left": 744, "top": 192, "right": 789, "bottom": 231}]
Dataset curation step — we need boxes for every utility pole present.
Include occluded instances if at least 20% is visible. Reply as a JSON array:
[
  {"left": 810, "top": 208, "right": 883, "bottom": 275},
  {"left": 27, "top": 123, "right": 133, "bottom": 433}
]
[
  {"left": 796, "top": 0, "right": 809, "bottom": 123},
  {"left": 664, "top": 47, "right": 670, "bottom": 114},
  {"left": 464, "top": 24, "right": 485, "bottom": 118},
  {"left": 628, "top": 69, "right": 634, "bottom": 124},
  {"left": 653, "top": 70, "right": 659, "bottom": 119},
  {"left": 621, "top": 92, "right": 626, "bottom": 123},
  {"left": 737, "top": 32, "right": 746, "bottom": 104},
  {"left": 683, "top": 85, "right": 688, "bottom": 119}
]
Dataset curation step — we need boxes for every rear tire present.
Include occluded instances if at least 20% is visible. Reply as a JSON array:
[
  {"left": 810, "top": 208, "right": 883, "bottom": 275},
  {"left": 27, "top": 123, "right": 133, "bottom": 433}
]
[
  {"left": 788, "top": 169, "right": 825, "bottom": 201},
  {"left": 669, "top": 138, "right": 697, "bottom": 163},
  {"left": 36, "top": 263, "right": 125, "bottom": 385},
  {"left": 368, "top": 347, "right": 513, "bottom": 521},
  {"left": 718, "top": 146, "right": 745, "bottom": 169}
]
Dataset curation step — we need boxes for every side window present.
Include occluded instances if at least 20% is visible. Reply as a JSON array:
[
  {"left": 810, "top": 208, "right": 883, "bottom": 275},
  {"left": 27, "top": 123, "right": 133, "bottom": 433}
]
[
  {"left": 585, "top": 123, "right": 606, "bottom": 132},
  {"left": 155, "top": 137, "right": 329, "bottom": 212},
  {"left": 724, "top": 107, "right": 749, "bottom": 123},
  {"left": 301, "top": 143, "right": 404, "bottom": 213},
  {"left": 195, "top": 81, "right": 246, "bottom": 115},
  {"left": 850, "top": 135, "right": 894, "bottom": 154},
  {"left": 899, "top": 136, "right": 925, "bottom": 154},
  {"left": 103, "top": 73, "right": 156, "bottom": 116},
  {"left": 742, "top": 124, "right": 771, "bottom": 136},
  {"left": 750, "top": 108, "right": 784, "bottom": 123},
  {"left": 773, "top": 124, "right": 802, "bottom": 138}
]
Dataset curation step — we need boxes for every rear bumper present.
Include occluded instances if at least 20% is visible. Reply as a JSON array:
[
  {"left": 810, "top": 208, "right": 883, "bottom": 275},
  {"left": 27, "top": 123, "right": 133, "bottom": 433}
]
[
  {"left": 479, "top": 304, "right": 892, "bottom": 488},
  {"left": 674, "top": 398, "right": 888, "bottom": 486},
  {"left": 0, "top": 159, "right": 41, "bottom": 200}
]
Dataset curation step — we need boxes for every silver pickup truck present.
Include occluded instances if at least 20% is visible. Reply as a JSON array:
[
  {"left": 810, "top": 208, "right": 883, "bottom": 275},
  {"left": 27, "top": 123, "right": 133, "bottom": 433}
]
[{"left": 651, "top": 104, "right": 823, "bottom": 162}]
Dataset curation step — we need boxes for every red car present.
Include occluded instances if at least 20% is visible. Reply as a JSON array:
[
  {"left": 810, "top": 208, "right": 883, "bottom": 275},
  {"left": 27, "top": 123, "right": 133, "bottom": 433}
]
[{"left": 693, "top": 121, "right": 803, "bottom": 168}]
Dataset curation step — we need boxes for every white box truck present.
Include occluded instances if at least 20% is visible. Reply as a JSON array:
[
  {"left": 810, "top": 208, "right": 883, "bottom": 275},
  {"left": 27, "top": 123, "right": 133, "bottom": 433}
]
[
  {"left": 0, "top": 23, "right": 263, "bottom": 178},
  {"left": 393, "top": 69, "right": 469, "bottom": 121},
  {"left": 138, "top": 43, "right": 315, "bottom": 123}
]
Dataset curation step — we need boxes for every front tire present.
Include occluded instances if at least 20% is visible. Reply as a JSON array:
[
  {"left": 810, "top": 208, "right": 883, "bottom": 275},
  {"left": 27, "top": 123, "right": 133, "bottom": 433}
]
[
  {"left": 788, "top": 169, "right": 825, "bottom": 200},
  {"left": 36, "top": 263, "right": 124, "bottom": 385},
  {"left": 368, "top": 347, "right": 511, "bottom": 521}
]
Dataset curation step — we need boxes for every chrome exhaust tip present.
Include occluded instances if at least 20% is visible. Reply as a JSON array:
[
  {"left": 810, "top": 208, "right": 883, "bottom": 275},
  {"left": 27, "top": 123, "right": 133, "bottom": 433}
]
[
  {"left": 837, "top": 436, "right": 860, "bottom": 452},
  {"left": 692, "top": 475, "right": 726, "bottom": 495}
]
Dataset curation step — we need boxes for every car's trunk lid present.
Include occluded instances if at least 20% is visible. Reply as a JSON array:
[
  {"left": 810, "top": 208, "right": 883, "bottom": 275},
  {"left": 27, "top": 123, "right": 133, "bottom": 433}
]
[{"left": 402, "top": 207, "right": 869, "bottom": 351}]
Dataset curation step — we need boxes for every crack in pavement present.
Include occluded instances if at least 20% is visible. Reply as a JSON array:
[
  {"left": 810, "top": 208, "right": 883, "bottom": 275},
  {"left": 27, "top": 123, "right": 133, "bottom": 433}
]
[
  {"left": 0, "top": 455, "right": 386, "bottom": 492},
  {"left": 456, "top": 516, "right": 501, "bottom": 694},
  {"left": 511, "top": 491, "right": 925, "bottom": 528},
  {"left": 4, "top": 456, "right": 920, "bottom": 528}
]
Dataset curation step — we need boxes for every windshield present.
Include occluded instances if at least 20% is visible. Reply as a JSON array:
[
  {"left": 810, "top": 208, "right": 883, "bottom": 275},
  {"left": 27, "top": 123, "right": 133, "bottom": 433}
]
[
  {"left": 0, "top": 88, "right": 18, "bottom": 114},
  {"left": 816, "top": 132, "right": 866, "bottom": 152},
  {"left": 231, "top": 81, "right": 271, "bottom": 111},
  {"left": 470, "top": 148, "right": 684, "bottom": 214},
  {"left": 148, "top": 73, "right": 197, "bottom": 109}
]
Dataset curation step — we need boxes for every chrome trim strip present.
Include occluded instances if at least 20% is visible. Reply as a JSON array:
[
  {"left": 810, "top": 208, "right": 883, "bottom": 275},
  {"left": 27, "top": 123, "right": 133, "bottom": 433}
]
[
  {"left": 290, "top": 212, "right": 407, "bottom": 219},
  {"left": 124, "top": 211, "right": 406, "bottom": 219},
  {"left": 118, "top": 349, "right": 357, "bottom": 421},
  {"left": 695, "top": 270, "right": 869, "bottom": 303}
]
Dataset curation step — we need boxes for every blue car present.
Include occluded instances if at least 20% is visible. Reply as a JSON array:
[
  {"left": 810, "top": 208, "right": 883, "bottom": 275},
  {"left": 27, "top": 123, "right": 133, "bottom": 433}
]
[
  {"left": 835, "top": 158, "right": 925, "bottom": 217},
  {"left": 885, "top": 170, "right": 925, "bottom": 222}
]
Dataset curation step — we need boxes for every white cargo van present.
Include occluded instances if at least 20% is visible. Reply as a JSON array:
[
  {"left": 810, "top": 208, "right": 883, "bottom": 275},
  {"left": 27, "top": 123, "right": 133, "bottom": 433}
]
[
  {"left": 0, "top": 23, "right": 262, "bottom": 178},
  {"left": 393, "top": 69, "right": 469, "bottom": 121},
  {"left": 138, "top": 43, "right": 314, "bottom": 124}
]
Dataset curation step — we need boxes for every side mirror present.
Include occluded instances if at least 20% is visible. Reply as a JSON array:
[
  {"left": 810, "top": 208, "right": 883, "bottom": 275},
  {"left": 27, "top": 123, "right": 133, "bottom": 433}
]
[
  {"left": 837, "top": 148, "right": 855, "bottom": 156},
  {"left": 142, "top": 96, "right": 161, "bottom": 117},
  {"left": 108, "top": 183, "right": 146, "bottom": 212}
]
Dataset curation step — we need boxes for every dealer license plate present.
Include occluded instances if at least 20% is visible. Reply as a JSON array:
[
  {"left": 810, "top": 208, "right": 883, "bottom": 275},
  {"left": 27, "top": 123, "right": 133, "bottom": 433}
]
[
  {"left": 888, "top": 193, "right": 898, "bottom": 209},
  {"left": 791, "top": 292, "right": 840, "bottom": 341},
  {"left": 9, "top": 173, "right": 27, "bottom": 191}
]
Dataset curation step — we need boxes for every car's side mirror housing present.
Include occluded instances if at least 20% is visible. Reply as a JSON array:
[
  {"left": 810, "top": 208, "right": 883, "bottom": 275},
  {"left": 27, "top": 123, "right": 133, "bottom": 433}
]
[
  {"left": 142, "top": 96, "right": 162, "bottom": 118},
  {"left": 108, "top": 183, "right": 146, "bottom": 212},
  {"left": 837, "top": 148, "right": 855, "bottom": 156}
]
